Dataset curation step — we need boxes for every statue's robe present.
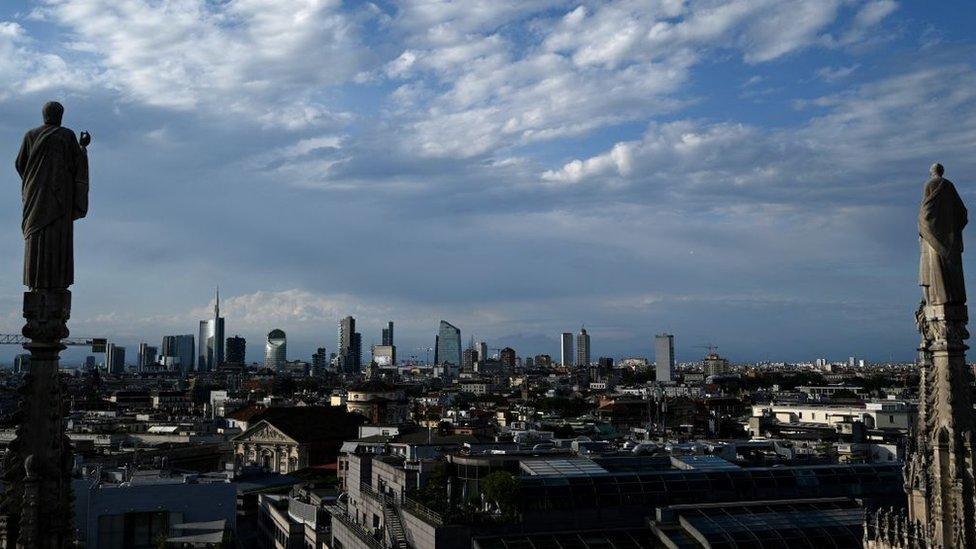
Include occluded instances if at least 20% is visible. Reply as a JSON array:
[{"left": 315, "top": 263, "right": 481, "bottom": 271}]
[
  {"left": 919, "top": 175, "right": 967, "bottom": 305},
  {"left": 14, "top": 124, "right": 88, "bottom": 289}
]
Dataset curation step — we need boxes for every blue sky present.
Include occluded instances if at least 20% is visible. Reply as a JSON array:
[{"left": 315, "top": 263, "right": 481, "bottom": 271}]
[{"left": 1, "top": 0, "right": 975, "bottom": 365}]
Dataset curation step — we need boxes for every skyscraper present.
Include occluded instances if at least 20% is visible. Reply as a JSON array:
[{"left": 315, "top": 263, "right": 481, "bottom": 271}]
[
  {"left": 382, "top": 321, "right": 394, "bottom": 346},
  {"left": 137, "top": 343, "right": 157, "bottom": 371},
  {"left": 338, "top": 316, "right": 361, "bottom": 372},
  {"left": 436, "top": 320, "right": 461, "bottom": 366},
  {"left": 161, "top": 334, "right": 195, "bottom": 374},
  {"left": 312, "top": 347, "right": 328, "bottom": 374},
  {"left": 265, "top": 329, "right": 287, "bottom": 371},
  {"left": 560, "top": 332, "right": 574, "bottom": 367},
  {"left": 499, "top": 347, "right": 517, "bottom": 371},
  {"left": 576, "top": 327, "right": 590, "bottom": 368},
  {"left": 198, "top": 287, "right": 225, "bottom": 372},
  {"left": 13, "top": 354, "right": 30, "bottom": 374},
  {"left": 226, "top": 335, "right": 246, "bottom": 363},
  {"left": 106, "top": 343, "right": 126, "bottom": 374},
  {"left": 478, "top": 341, "right": 488, "bottom": 364},
  {"left": 655, "top": 334, "right": 675, "bottom": 382}
]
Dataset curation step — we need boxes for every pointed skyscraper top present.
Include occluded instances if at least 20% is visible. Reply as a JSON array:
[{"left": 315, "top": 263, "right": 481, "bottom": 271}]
[{"left": 215, "top": 286, "right": 220, "bottom": 319}]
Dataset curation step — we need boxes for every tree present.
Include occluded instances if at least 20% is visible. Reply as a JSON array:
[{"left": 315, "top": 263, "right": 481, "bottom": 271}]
[{"left": 480, "top": 471, "right": 520, "bottom": 522}]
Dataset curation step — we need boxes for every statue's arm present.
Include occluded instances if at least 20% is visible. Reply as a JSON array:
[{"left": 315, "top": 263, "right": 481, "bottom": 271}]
[
  {"left": 14, "top": 134, "right": 29, "bottom": 179},
  {"left": 72, "top": 133, "right": 89, "bottom": 220}
]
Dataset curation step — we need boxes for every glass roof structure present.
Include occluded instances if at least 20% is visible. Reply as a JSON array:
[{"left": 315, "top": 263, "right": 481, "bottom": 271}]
[
  {"left": 521, "top": 457, "right": 610, "bottom": 477},
  {"left": 473, "top": 528, "right": 656, "bottom": 549},
  {"left": 665, "top": 499, "right": 864, "bottom": 548},
  {"left": 519, "top": 463, "right": 902, "bottom": 512}
]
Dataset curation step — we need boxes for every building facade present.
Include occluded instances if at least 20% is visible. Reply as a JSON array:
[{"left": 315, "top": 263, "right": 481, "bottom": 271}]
[
  {"left": 655, "top": 333, "right": 675, "bottom": 382},
  {"left": 576, "top": 327, "right": 590, "bottom": 368},
  {"left": 226, "top": 335, "right": 246, "bottom": 364},
  {"left": 265, "top": 329, "right": 287, "bottom": 371},
  {"left": 560, "top": 332, "right": 574, "bottom": 367},
  {"left": 198, "top": 289, "right": 225, "bottom": 372},
  {"left": 160, "top": 334, "right": 195, "bottom": 373},
  {"left": 435, "top": 320, "right": 461, "bottom": 366},
  {"left": 106, "top": 343, "right": 126, "bottom": 374},
  {"left": 338, "top": 316, "right": 362, "bottom": 373}
]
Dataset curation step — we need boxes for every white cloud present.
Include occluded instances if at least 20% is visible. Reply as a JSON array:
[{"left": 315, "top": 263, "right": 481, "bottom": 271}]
[
  {"left": 385, "top": 0, "right": 892, "bottom": 158},
  {"left": 816, "top": 64, "right": 860, "bottom": 82},
  {"left": 37, "top": 0, "right": 370, "bottom": 128},
  {"left": 0, "top": 20, "right": 87, "bottom": 99},
  {"left": 540, "top": 62, "right": 976, "bottom": 205}
]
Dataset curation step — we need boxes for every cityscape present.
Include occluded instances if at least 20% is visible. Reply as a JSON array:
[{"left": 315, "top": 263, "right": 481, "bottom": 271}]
[{"left": 1, "top": 1, "right": 976, "bottom": 549}]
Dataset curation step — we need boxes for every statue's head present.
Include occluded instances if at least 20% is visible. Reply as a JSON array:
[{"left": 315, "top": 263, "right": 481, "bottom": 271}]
[
  {"left": 930, "top": 163, "right": 945, "bottom": 177},
  {"left": 42, "top": 101, "right": 64, "bottom": 126}
]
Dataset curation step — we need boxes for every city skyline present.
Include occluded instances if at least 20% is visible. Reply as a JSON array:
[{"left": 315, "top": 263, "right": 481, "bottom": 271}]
[{"left": 2, "top": 2, "right": 976, "bottom": 364}]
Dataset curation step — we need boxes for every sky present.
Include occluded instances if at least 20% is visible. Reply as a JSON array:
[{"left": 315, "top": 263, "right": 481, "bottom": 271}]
[{"left": 1, "top": 0, "right": 975, "bottom": 366}]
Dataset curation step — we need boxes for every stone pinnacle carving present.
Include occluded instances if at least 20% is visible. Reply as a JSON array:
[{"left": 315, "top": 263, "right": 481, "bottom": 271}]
[
  {"left": 1, "top": 102, "right": 91, "bottom": 548},
  {"left": 866, "top": 164, "right": 975, "bottom": 549}
]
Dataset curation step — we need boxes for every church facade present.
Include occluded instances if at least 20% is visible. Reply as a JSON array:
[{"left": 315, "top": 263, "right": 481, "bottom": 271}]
[{"left": 233, "top": 419, "right": 307, "bottom": 474}]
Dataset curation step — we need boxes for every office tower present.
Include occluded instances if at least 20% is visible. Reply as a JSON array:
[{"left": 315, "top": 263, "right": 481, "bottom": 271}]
[
  {"left": 198, "top": 288, "right": 225, "bottom": 372},
  {"left": 137, "top": 343, "right": 157, "bottom": 371},
  {"left": 576, "top": 327, "right": 590, "bottom": 367},
  {"left": 312, "top": 347, "right": 328, "bottom": 374},
  {"left": 436, "top": 320, "right": 461, "bottom": 366},
  {"left": 13, "top": 354, "right": 30, "bottom": 374},
  {"left": 265, "top": 329, "right": 287, "bottom": 371},
  {"left": 106, "top": 344, "right": 126, "bottom": 374},
  {"left": 380, "top": 321, "right": 396, "bottom": 366},
  {"left": 161, "top": 334, "right": 195, "bottom": 373},
  {"left": 338, "top": 316, "right": 362, "bottom": 373},
  {"left": 499, "top": 347, "right": 517, "bottom": 371},
  {"left": 704, "top": 352, "right": 729, "bottom": 376},
  {"left": 655, "top": 334, "right": 675, "bottom": 382},
  {"left": 477, "top": 341, "right": 488, "bottom": 364},
  {"left": 84, "top": 356, "right": 96, "bottom": 371},
  {"left": 462, "top": 347, "right": 478, "bottom": 370},
  {"left": 226, "top": 335, "right": 246, "bottom": 363},
  {"left": 560, "top": 332, "right": 574, "bottom": 367}
]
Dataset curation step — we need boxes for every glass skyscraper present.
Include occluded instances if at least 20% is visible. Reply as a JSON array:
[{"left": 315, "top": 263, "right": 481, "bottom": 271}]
[
  {"left": 198, "top": 288, "right": 224, "bottom": 372},
  {"left": 435, "top": 320, "right": 462, "bottom": 366},
  {"left": 265, "top": 329, "right": 287, "bottom": 371}
]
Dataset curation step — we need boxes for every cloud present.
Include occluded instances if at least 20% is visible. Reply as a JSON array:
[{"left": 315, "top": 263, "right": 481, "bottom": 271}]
[
  {"left": 0, "top": 20, "right": 88, "bottom": 99},
  {"left": 816, "top": 64, "right": 860, "bottom": 82},
  {"left": 383, "top": 0, "right": 895, "bottom": 158},
  {"left": 540, "top": 62, "right": 976, "bottom": 209},
  {"left": 36, "top": 0, "right": 371, "bottom": 128}
]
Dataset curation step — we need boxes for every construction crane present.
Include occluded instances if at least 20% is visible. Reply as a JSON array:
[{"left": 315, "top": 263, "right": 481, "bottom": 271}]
[
  {"left": 696, "top": 343, "right": 719, "bottom": 356},
  {"left": 0, "top": 334, "right": 107, "bottom": 352}
]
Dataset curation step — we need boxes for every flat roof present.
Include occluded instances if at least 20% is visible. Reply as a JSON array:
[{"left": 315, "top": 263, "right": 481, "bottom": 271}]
[{"left": 520, "top": 457, "right": 609, "bottom": 477}]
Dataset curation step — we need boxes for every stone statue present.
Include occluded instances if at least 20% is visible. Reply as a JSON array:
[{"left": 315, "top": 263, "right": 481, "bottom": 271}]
[
  {"left": 14, "top": 101, "right": 90, "bottom": 290},
  {"left": 1, "top": 102, "right": 90, "bottom": 547},
  {"left": 919, "top": 163, "right": 967, "bottom": 306}
]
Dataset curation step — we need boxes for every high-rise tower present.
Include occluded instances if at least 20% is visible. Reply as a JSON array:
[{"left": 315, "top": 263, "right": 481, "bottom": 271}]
[
  {"left": 198, "top": 287, "right": 225, "bottom": 372},
  {"left": 655, "top": 334, "right": 675, "bottom": 382},
  {"left": 560, "top": 332, "right": 574, "bottom": 367},
  {"left": 264, "top": 329, "right": 287, "bottom": 371},
  {"left": 436, "top": 321, "right": 461, "bottom": 366},
  {"left": 575, "top": 327, "right": 590, "bottom": 368}
]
